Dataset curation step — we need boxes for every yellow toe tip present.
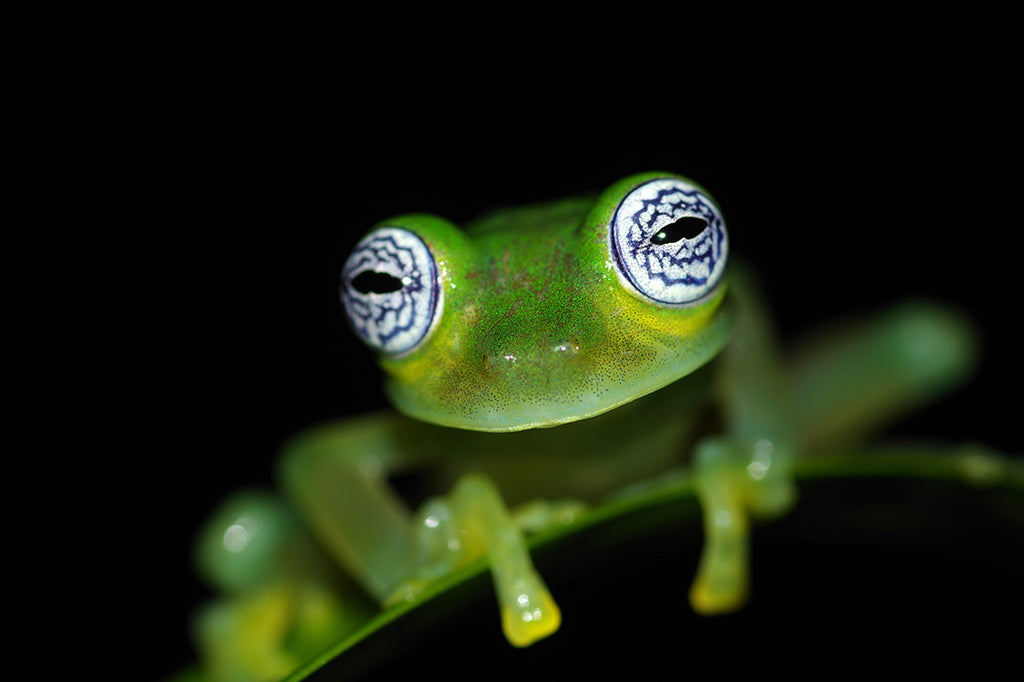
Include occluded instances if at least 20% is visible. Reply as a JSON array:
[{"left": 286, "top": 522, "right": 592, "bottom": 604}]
[
  {"left": 689, "top": 579, "right": 748, "bottom": 616},
  {"left": 501, "top": 596, "right": 562, "bottom": 647}
]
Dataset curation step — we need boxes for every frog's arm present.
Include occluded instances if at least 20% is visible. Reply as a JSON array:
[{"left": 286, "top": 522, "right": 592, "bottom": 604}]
[
  {"left": 690, "top": 266, "right": 797, "bottom": 612},
  {"left": 689, "top": 264, "right": 978, "bottom": 613},
  {"left": 276, "top": 415, "right": 413, "bottom": 599},
  {"left": 396, "top": 473, "right": 561, "bottom": 646},
  {"left": 278, "top": 414, "right": 561, "bottom": 648}
]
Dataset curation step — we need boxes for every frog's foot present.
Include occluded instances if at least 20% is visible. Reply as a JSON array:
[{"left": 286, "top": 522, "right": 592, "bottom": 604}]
[
  {"left": 387, "top": 474, "right": 561, "bottom": 647},
  {"left": 195, "top": 580, "right": 365, "bottom": 681},
  {"left": 690, "top": 437, "right": 796, "bottom": 615},
  {"left": 194, "top": 585, "right": 300, "bottom": 682}
]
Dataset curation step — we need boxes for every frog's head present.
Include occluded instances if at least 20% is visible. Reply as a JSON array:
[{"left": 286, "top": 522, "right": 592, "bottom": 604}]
[{"left": 340, "top": 172, "right": 734, "bottom": 432}]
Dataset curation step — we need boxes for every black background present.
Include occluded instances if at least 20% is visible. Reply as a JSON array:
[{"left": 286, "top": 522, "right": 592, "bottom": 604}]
[{"left": 13, "top": 4, "right": 1020, "bottom": 680}]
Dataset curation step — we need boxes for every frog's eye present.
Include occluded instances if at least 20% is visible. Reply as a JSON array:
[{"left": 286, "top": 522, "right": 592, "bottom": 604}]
[
  {"left": 609, "top": 177, "right": 728, "bottom": 306},
  {"left": 340, "top": 226, "right": 442, "bottom": 355}
]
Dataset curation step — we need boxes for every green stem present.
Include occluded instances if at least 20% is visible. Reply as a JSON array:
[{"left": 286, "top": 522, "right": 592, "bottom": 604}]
[{"left": 791, "top": 447, "right": 1022, "bottom": 489}]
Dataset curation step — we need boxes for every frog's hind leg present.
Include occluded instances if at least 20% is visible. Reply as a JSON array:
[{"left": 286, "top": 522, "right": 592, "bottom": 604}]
[
  {"left": 189, "top": 490, "right": 375, "bottom": 682},
  {"left": 390, "top": 473, "right": 562, "bottom": 647},
  {"left": 788, "top": 301, "right": 977, "bottom": 452}
]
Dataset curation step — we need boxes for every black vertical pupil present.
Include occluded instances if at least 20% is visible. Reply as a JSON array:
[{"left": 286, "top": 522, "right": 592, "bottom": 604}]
[
  {"left": 350, "top": 270, "right": 404, "bottom": 294},
  {"left": 650, "top": 216, "right": 708, "bottom": 245}
]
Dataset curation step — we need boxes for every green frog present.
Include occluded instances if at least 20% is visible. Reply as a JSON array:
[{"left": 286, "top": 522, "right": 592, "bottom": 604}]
[{"left": 186, "top": 172, "right": 977, "bottom": 681}]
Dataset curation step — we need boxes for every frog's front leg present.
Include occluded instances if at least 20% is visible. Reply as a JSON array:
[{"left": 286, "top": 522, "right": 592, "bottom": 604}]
[
  {"left": 279, "top": 414, "right": 561, "bottom": 647},
  {"left": 689, "top": 269, "right": 978, "bottom": 615},
  {"left": 690, "top": 269, "right": 797, "bottom": 614},
  {"left": 279, "top": 413, "right": 415, "bottom": 600},
  {"left": 391, "top": 474, "right": 561, "bottom": 646}
]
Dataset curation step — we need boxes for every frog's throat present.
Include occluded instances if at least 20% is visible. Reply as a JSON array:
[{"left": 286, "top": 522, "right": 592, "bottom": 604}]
[{"left": 385, "top": 295, "right": 735, "bottom": 433}]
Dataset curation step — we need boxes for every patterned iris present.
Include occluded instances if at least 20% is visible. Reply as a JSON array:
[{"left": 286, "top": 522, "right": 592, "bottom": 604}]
[
  {"left": 609, "top": 177, "right": 728, "bottom": 305},
  {"left": 340, "top": 227, "right": 442, "bottom": 354}
]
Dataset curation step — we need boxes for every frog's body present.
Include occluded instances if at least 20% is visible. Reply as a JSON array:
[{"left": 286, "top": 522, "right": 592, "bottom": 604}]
[{"left": 187, "top": 173, "right": 978, "bottom": 682}]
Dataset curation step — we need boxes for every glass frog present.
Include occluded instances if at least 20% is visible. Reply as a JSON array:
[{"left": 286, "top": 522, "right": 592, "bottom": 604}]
[{"left": 185, "top": 172, "right": 982, "bottom": 682}]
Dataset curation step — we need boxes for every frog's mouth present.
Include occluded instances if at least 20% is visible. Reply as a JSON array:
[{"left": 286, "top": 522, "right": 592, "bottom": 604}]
[{"left": 383, "top": 292, "right": 735, "bottom": 432}]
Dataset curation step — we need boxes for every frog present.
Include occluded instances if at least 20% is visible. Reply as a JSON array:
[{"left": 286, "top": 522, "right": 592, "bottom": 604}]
[{"left": 184, "top": 172, "right": 979, "bottom": 682}]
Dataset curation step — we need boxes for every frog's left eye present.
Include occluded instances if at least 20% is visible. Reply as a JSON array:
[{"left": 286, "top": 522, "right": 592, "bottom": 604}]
[
  {"left": 340, "top": 226, "right": 442, "bottom": 355},
  {"left": 609, "top": 177, "right": 728, "bottom": 306}
]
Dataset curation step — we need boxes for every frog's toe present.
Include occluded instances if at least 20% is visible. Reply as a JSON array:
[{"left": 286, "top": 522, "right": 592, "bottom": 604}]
[
  {"left": 691, "top": 477, "right": 749, "bottom": 612},
  {"left": 499, "top": 574, "right": 562, "bottom": 647},
  {"left": 689, "top": 526, "right": 749, "bottom": 615}
]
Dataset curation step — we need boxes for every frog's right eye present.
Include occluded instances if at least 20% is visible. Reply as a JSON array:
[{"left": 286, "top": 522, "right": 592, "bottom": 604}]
[{"left": 340, "top": 226, "right": 443, "bottom": 355}]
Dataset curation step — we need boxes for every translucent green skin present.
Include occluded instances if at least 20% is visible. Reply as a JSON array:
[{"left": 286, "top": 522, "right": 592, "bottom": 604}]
[
  {"left": 186, "top": 173, "right": 980, "bottom": 682},
  {"left": 378, "top": 172, "right": 732, "bottom": 431}
]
